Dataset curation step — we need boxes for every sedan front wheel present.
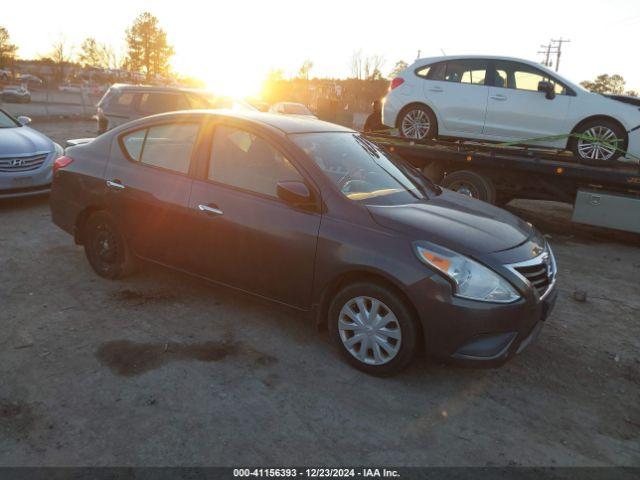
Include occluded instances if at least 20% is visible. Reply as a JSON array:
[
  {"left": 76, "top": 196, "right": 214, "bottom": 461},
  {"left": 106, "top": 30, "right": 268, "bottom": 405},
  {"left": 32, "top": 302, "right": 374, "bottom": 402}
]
[
  {"left": 571, "top": 120, "right": 625, "bottom": 163},
  {"left": 330, "top": 282, "right": 419, "bottom": 375}
]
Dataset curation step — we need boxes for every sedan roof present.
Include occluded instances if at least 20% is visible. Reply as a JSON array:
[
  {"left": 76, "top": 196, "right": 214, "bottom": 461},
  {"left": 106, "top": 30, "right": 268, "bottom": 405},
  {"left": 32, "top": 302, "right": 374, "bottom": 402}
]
[{"left": 141, "top": 110, "right": 355, "bottom": 135}]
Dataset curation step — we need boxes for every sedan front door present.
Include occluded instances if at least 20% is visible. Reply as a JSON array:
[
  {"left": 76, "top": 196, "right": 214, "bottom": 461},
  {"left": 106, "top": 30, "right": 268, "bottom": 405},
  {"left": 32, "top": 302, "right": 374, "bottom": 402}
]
[
  {"left": 483, "top": 61, "right": 573, "bottom": 141},
  {"left": 186, "top": 122, "right": 322, "bottom": 308}
]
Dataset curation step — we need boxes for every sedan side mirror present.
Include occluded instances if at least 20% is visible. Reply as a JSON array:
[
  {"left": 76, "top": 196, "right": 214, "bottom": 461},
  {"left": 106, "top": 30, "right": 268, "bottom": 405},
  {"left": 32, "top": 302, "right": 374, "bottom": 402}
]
[
  {"left": 277, "top": 181, "right": 315, "bottom": 208},
  {"left": 17, "top": 115, "right": 32, "bottom": 126},
  {"left": 537, "top": 81, "right": 556, "bottom": 100}
]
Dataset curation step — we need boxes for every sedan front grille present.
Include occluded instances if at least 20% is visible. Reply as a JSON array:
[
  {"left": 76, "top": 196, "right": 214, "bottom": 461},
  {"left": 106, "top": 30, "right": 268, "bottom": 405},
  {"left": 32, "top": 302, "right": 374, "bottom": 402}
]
[
  {"left": 0, "top": 153, "right": 49, "bottom": 173},
  {"left": 508, "top": 248, "right": 557, "bottom": 300},
  {"left": 514, "top": 263, "right": 551, "bottom": 297}
]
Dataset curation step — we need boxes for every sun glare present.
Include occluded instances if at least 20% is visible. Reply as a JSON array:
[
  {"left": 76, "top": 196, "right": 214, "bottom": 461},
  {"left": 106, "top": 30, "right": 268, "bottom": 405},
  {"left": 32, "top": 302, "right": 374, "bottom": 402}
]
[{"left": 198, "top": 67, "right": 264, "bottom": 100}]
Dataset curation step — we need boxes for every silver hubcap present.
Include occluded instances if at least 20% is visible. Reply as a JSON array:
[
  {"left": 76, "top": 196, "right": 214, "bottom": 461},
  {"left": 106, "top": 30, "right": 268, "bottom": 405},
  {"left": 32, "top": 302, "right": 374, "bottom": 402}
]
[
  {"left": 577, "top": 126, "right": 619, "bottom": 161},
  {"left": 338, "top": 296, "right": 402, "bottom": 366},
  {"left": 401, "top": 109, "right": 430, "bottom": 139}
]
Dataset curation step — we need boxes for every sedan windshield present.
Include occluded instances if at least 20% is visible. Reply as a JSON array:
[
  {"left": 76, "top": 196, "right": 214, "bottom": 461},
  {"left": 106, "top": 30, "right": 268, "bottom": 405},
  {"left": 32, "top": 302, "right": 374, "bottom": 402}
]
[
  {"left": 291, "top": 132, "right": 439, "bottom": 205},
  {"left": 0, "top": 110, "right": 19, "bottom": 128}
]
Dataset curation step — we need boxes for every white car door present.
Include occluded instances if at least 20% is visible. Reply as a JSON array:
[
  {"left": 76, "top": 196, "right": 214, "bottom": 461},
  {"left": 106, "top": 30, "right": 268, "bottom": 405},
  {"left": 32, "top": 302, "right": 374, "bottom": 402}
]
[
  {"left": 420, "top": 59, "right": 490, "bottom": 135},
  {"left": 483, "top": 61, "right": 572, "bottom": 142}
]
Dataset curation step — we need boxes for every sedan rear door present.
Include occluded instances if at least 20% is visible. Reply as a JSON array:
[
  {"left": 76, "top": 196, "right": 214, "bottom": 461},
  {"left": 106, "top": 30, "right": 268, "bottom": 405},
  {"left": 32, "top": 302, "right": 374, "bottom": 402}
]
[
  {"left": 419, "top": 59, "right": 490, "bottom": 135},
  {"left": 104, "top": 119, "right": 204, "bottom": 267}
]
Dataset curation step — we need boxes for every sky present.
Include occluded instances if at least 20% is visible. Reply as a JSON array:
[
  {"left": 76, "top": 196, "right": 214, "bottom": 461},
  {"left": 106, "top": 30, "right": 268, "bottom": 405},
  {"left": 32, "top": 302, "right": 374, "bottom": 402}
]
[{"left": 3, "top": 0, "right": 640, "bottom": 96}]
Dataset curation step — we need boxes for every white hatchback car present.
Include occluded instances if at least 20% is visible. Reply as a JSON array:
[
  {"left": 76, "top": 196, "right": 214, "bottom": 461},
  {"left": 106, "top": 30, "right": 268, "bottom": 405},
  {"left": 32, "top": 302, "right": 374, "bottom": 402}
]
[{"left": 383, "top": 55, "right": 640, "bottom": 163}]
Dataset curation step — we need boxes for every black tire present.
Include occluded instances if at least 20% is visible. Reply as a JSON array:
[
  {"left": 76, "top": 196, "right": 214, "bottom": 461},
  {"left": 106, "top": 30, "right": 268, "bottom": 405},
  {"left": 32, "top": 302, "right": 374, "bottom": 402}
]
[
  {"left": 83, "top": 211, "right": 136, "bottom": 279},
  {"left": 398, "top": 105, "right": 437, "bottom": 140},
  {"left": 569, "top": 119, "right": 626, "bottom": 163},
  {"left": 329, "top": 282, "right": 419, "bottom": 376},
  {"left": 441, "top": 170, "right": 496, "bottom": 204}
]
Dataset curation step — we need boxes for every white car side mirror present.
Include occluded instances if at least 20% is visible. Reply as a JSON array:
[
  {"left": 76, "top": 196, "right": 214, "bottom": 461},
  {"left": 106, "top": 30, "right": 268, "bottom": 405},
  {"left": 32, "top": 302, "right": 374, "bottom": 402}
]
[{"left": 17, "top": 115, "right": 31, "bottom": 126}]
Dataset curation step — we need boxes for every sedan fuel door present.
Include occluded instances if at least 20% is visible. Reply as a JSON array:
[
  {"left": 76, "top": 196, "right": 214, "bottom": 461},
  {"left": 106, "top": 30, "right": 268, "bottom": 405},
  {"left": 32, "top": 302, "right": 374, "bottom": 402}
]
[
  {"left": 483, "top": 60, "right": 573, "bottom": 141},
  {"left": 420, "top": 59, "right": 490, "bottom": 135}
]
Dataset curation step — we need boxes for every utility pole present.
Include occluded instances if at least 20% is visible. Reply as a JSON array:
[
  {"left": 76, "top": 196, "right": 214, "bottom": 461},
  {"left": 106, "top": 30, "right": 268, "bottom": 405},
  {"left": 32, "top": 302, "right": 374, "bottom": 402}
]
[
  {"left": 538, "top": 43, "right": 553, "bottom": 68},
  {"left": 551, "top": 38, "right": 571, "bottom": 72}
]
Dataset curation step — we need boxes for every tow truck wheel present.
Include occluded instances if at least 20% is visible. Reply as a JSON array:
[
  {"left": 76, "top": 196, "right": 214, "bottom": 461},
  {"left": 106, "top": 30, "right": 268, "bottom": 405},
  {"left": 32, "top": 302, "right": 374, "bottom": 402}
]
[
  {"left": 441, "top": 170, "right": 496, "bottom": 204},
  {"left": 570, "top": 119, "right": 625, "bottom": 163}
]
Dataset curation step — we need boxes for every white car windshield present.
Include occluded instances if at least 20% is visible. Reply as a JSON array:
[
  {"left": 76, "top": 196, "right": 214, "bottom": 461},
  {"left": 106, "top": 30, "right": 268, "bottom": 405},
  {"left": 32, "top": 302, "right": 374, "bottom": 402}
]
[
  {"left": 283, "top": 104, "right": 312, "bottom": 115},
  {"left": 291, "top": 132, "right": 439, "bottom": 205},
  {"left": 0, "top": 110, "right": 19, "bottom": 128}
]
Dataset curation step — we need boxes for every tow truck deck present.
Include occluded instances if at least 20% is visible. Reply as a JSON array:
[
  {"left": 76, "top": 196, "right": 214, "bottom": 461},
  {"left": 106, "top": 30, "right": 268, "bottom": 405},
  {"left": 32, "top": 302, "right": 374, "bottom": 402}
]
[{"left": 367, "top": 134, "right": 640, "bottom": 234}]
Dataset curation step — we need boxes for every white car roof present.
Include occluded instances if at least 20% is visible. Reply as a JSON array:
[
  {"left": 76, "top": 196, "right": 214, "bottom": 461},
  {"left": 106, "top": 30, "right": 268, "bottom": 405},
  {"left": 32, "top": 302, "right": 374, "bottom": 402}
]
[{"left": 411, "top": 55, "right": 583, "bottom": 91}]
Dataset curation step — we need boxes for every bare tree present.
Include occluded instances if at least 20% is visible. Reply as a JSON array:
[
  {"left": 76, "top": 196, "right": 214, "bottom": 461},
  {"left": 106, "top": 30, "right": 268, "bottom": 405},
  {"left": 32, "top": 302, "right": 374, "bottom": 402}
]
[
  {"left": 364, "top": 55, "right": 385, "bottom": 80},
  {"left": 47, "top": 36, "right": 74, "bottom": 83},
  {"left": 349, "top": 50, "right": 364, "bottom": 80},
  {"left": 298, "top": 59, "right": 313, "bottom": 80},
  {"left": 0, "top": 26, "right": 18, "bottom": 69}
]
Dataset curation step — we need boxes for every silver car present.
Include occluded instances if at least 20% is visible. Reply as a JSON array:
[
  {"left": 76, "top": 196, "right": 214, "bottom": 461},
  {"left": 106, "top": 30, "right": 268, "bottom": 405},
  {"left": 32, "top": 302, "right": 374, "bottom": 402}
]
[
  {"left": 0, "top": 109, "right": 62, "bottom": 199},
  {"left": 96, "top": 84, "right": 257, "bottom": 133}
]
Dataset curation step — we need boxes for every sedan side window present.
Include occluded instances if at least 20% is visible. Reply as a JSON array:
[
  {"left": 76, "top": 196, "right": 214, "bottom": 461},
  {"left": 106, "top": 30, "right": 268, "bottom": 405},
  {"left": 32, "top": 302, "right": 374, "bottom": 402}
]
[
  {"left": 120, "top": 123, "right": 200, "bottom": 174},
  {"left": 209, "top": 125, "right": 303, "bottom": 197},
  {"left": 443, "top": 60, "right": 488, "bottom": 85},
  {"left": 138, "top": 93, "right": 190, "bottom": 114},
  {"left": 500, "top": 62, "right": 567, "bottom": 95}
]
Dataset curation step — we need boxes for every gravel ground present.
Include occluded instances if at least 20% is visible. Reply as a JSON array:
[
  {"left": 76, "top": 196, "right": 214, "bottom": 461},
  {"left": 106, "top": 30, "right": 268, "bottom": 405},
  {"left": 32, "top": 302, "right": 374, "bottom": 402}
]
[{"left": 0, "top": 120, "right": 639, "bottom": 466}]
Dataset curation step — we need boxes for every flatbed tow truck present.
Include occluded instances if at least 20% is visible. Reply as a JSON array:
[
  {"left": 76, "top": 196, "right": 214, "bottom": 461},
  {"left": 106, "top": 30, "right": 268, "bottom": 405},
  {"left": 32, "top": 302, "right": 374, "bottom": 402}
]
[{"left": 366, "top": 133, "right": 640, "bottom": 235}]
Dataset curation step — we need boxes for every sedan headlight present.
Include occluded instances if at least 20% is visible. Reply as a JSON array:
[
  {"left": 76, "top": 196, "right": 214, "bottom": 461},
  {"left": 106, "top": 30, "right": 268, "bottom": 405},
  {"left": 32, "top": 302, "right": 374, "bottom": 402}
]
[{"left": 414, "top": 242, "right": 520, "bottom": 303}]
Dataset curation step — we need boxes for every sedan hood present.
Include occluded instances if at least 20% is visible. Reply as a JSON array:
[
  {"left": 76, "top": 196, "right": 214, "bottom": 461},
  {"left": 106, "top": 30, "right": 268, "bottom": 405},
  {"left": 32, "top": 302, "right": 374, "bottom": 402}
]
[
  {"left": 0, "top": 126, "right": 54, "bottom": 156},
  {"left": 367, "top": 190, "right": 534, "bottom": 256}
]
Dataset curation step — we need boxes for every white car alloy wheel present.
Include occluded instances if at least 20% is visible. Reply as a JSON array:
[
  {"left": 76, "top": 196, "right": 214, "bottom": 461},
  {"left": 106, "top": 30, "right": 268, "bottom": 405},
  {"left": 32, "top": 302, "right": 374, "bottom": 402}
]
[
  {"left": 401, "top": 109, "right": 431, "bottom": 139},
  {"left": 338, "top": 296, "right": 402, "bottom": 366},
  {"left": 576, "top": 126, "right": 621, "bottom": 161}
]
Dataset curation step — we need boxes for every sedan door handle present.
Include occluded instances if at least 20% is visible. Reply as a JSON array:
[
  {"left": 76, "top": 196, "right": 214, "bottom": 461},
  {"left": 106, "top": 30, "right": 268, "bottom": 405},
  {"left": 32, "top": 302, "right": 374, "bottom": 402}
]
[
  {"left": 428, "top": 87, "right": 443, "bottom": 93},
  {"left": 490, "top": 94, "right": 507, "bottom": 101},
  {"left": 197, "top": 204, "right": 224, "bottom": 216},
  {"left": 106, "top": 179, "right": 125, "bottom": 190}
]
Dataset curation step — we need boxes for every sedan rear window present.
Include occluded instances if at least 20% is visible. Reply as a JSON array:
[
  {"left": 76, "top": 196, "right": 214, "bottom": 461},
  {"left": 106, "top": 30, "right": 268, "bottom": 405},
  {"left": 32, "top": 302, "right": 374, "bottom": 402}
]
[{"left": 120, "top": 123, "right": 200, "bottom": 174}]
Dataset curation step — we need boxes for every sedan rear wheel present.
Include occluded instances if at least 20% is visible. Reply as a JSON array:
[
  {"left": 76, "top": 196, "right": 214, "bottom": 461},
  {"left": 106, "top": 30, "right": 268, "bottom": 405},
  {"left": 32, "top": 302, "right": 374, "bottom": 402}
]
[
  {"left": 83, "top": 211, "right": 136, "bottom": 279},
  {"left": 330, "top": 282, "right": 418, "bottom": 375},
  {"left": 399, "top": 106, "right": 437, "bottom": 140}
]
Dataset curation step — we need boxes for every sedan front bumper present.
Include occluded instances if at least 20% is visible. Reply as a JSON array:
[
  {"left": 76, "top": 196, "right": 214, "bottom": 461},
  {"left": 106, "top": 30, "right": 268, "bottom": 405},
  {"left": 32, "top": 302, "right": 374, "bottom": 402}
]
[{"left": 406, "top": 275, "right": 558, "bottom": 368}]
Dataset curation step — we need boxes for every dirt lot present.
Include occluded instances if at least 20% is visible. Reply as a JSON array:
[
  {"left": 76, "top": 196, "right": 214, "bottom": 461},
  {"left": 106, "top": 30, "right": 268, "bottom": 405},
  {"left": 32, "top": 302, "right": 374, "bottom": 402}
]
[{"left": 1, "top": 120, "right": 639, "bottom": 466}]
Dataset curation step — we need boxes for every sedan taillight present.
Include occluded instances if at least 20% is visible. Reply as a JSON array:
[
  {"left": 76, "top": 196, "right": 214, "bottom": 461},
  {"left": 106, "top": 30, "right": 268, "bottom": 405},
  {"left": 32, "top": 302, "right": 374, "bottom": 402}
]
[
  {"left": 53, "top": 155, "right": 73, "bottom": 175},
  {"left": 389, "top": 77, "right": 405, "bottom": 91}
]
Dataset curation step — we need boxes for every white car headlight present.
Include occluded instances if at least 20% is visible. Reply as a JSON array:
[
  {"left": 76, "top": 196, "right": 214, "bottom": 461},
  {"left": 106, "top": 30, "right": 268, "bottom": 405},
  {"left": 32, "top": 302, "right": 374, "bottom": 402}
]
[
  {"left": 53, "top": 142, "right": 64, "bottom": 158},
  {"left": 414, "top": 242, "right": 521, "bottom": 303}
]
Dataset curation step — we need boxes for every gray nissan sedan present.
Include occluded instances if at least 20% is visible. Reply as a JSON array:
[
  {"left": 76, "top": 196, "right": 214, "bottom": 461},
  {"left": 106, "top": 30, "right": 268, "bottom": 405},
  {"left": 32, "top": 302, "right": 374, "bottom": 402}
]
[
  {"left": 0, "top": 109, "right": 63, "bottom": 199},
  {"left": 50, "top": 110, "right": 557, "bottom": 375}
]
